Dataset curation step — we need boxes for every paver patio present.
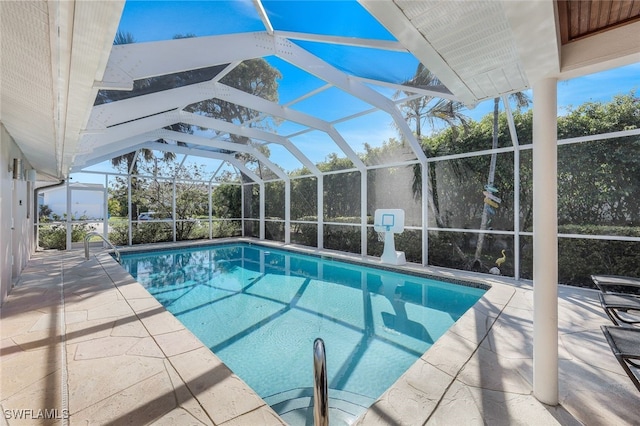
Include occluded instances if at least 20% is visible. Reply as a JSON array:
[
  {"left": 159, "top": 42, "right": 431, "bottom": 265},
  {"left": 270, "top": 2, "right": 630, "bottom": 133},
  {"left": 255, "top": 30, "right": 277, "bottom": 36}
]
[{"left": 1, "top": 243, "right": 638, "bottom": 425}]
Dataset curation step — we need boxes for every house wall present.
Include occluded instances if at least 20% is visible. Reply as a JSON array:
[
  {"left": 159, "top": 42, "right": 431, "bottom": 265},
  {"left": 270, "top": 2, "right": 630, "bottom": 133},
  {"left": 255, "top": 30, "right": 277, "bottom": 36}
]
[{"left": 0, "top": 123, "right": 37, "bottom": 305}]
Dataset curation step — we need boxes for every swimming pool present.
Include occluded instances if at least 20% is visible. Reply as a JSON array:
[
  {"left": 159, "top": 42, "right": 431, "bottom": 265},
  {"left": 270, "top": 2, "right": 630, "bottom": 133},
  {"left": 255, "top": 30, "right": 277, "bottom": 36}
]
[{"left": 120, "top": 243, "right": 486, "bottom": 424}]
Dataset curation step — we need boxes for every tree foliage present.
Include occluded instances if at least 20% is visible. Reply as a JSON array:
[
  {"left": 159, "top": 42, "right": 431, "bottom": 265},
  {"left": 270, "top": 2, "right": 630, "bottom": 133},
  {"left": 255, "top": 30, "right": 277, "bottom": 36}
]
[
  {"left": 557, "top": 91, "right": 640, "bottom": 227},
  {"left": 109, "top": 161, "right": 221, "bottom": 243},
  {"left": 211, "top": 184, "right": 241, "bottom": 218},
  {"left": 417, "top": 90, "right": 639, "bottom": 281},
  {"left": 394, "top": 64, "right": 470, "bottom": 137}
]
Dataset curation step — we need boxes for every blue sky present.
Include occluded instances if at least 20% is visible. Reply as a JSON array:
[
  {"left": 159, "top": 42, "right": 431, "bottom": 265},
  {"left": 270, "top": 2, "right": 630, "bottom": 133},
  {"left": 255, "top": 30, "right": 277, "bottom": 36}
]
[{"left": 76, "top": 0, "right": 639, "bottom": 180}]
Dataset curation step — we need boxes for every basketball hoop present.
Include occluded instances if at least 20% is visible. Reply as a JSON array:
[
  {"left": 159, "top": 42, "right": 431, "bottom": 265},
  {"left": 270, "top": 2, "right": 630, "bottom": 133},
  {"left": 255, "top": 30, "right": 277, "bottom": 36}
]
[
  {"left": 373, "top": 209, "right": 406, "bottom": 266},
  {"left": 375, "top": 223, "right": 389, "bottom": 242}
]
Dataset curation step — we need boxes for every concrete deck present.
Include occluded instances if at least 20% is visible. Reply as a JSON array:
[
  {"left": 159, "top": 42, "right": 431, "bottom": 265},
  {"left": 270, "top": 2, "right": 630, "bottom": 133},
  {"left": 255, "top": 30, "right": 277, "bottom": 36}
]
[{"left": 1, "top": 242, "right": 639, "bottom": 425}]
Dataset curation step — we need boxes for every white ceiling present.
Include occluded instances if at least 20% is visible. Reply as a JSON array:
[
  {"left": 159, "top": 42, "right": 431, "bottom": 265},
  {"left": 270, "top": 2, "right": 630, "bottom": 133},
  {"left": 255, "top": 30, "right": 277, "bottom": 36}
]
[
  {"left": 0, "top": 0, "right": 125, "bottom": 179},
  {"left": 1, "top": 0, "right": 638, "bottom": 180}
]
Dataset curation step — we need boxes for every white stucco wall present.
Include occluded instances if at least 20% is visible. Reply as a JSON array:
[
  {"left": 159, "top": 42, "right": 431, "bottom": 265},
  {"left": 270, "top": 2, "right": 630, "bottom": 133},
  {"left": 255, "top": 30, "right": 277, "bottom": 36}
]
[
  {"left": 0, "top": 123, "right": 36, "bottom": 305},
  {"left": 42, "top": 184, "right": 105, "bottom": 220}
]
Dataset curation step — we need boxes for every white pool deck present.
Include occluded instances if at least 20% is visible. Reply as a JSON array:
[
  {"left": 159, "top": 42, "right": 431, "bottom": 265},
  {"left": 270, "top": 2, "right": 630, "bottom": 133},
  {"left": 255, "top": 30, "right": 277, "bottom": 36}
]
[{"left": 1, "top": 239, "right": 639, "bottom": 425}]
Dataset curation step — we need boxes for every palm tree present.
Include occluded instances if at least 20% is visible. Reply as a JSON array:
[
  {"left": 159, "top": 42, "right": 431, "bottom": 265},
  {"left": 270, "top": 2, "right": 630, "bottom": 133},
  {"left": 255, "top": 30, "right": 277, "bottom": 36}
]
[
  {"left": 396, "top": 63, "right": 469, "bottom": 138},
  {"left": 397, "top": 64, "right": 470, "bottom": 201},
  {"left": 393, "top": 64, "right": 473, "bottom": 261},
  {"left": 487, "top": 93, "right": 529, "bottom": 192},
  {"left": 473, "top": 92, "right": 530, "bottom": 268},
  {"left": 396, "top": 65, "right": 469, "bottom": 228},
  {"left": 114, "top": 31, "right": 135, "bottom": 45}
]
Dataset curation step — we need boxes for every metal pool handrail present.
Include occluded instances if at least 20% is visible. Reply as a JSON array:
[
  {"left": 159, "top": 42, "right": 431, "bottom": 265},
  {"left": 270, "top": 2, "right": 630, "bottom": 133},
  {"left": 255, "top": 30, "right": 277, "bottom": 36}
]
[
  {"left": 84, "top": 231, "right": 121, "bottom": 263},
  {"left": 313, "top": 338, "right": 328, "bottom": 426}
]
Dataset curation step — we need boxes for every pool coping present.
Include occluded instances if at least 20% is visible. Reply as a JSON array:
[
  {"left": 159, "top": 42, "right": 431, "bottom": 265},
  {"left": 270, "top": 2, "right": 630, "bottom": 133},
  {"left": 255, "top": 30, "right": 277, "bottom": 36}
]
[{"left": 101, "top": 237, "right": 516, "bottom": 425}]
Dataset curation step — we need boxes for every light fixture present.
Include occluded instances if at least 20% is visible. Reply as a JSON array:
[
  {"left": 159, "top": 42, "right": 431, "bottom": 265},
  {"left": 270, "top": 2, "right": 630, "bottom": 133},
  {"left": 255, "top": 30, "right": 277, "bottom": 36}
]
[{"left": 12, "top": 158, "right": 23, "bottom": 180}]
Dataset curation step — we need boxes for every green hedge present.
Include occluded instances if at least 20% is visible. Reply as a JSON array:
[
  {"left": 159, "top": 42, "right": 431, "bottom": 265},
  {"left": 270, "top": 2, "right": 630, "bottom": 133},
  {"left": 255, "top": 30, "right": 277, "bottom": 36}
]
[
  {"left": 108, "top": 220, "right": 241, "bottom": 245},
  {"left": 520, "top": 236, "right": 640, "bottom": 288},
  {"left": 39, "top": 222, "right": 96, "bottom": 250}
]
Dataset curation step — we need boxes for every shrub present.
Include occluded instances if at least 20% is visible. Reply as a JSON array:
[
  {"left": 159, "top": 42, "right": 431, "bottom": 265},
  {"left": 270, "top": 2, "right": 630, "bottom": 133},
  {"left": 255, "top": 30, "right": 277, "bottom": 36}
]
[{"left": 39, "top": 220, "right": 96, "bottom": 250}]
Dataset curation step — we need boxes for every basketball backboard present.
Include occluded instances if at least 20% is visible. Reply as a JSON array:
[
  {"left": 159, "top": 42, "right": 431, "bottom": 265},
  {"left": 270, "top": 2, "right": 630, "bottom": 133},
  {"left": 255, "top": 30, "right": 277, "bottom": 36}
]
[{"left": 373, "top": 209, "right": 405, "bottom": 233}]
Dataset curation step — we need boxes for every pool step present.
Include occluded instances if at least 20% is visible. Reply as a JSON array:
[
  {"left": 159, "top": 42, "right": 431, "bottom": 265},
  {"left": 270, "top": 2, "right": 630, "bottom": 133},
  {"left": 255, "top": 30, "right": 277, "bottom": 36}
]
[{"left": 264, "top": 388, "right": 375, "bottom": 426}]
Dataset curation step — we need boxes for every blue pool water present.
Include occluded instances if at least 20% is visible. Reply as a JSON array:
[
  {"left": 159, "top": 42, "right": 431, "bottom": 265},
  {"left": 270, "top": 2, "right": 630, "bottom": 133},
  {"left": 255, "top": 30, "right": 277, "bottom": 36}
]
[{"left": 120, "top": 243, "right": 485, "bottom": 422}]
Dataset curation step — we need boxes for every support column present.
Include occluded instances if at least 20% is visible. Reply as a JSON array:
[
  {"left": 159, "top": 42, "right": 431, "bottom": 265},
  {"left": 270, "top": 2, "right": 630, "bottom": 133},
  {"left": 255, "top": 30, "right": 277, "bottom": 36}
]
[
  {"left": 172, "top": 178, "right": 176, "bottom": 242},
  {"left": 422, "top": 161, "right": 429, "bottom": 266},
  {"left": 103, "top": 177, "right": 109, "bottom": 241},
  {"left": 66, "top": 180, "right": 72, "bottom": 250},
  {"left": 127, "top": 176, "right": 132, "bottom": 246},
  {"left": 285, "top": 179, "right": 291, "bottom": 244},
  {"left": 361, "top": 169, "right": 367, "bottom": 258},
  {"left": 532, "top": 77, "right": 558, "bottom": 405},
  {"left": 208, "top": 182, "right": 212, "bottom": 240},
  {"left": 317, "top": 176, "right": 324, "bottom": 249},
  {"left": 241, "top": 183, "right": 245, "bottom": 238},
  {"left": 259, "top": 183, "right": 265, "bottom": 240}
]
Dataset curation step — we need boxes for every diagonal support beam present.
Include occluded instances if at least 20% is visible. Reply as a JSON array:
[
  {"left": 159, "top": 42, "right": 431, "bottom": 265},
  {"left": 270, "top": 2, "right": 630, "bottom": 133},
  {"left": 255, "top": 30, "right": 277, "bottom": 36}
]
[
  {"left": 89, "top": 78, "right": 365, "bottom": 170},
  {"left": 180, "top": 111, "right": 321, "bottom": 176},
  {"left": 158, "top": 129, "right": 289, "bottom": 181},
  {"left": 274, "top": 36, "right": 427, "bottom": 163},
  {"left": 97, "top": 32, "right": 277, "bottom": 89}
]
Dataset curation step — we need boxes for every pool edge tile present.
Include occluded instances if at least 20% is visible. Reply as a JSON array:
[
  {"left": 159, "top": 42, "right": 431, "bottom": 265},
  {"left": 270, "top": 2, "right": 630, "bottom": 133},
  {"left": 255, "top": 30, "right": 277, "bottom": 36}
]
[{"left": 168, "top": 346, "right": 277, "bottom": 425}]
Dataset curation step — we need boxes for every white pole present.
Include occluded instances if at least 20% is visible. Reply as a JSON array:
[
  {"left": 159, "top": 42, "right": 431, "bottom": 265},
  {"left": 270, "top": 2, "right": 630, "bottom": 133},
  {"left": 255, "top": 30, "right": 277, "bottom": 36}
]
[
  {"left": 103, "top": 176, "right": 108, "bottom": 242},
  {"left": 241, "top": 183, "right": 245, "bottom": 237},
  {"left": 172, "top": 178, "right": 176, "bottom": 242},
  {"left": 285, "top": 179, "right": 291, "bottom": 244},
  {"left": 260, "top": 183, "right": 265, "bottom": 240},
  {"left": 318, "top": 176, "right": 324, "bottom": 249},
  {"left": 208, "top": 182, "right": 213, "bottom": 240},
  {"left": 66, "top": 180, "right": 72, "bottom": 250},
  {"left": 422, "top": 161, "right": 429, "bottom": 266},
  {"left": 361, "top": 170, "right": 367, "bottom": 258},
  {"left": 532, "top": 77, "right": 558, "bottom": 405},
  {"left": 127, "top": 175, "right": 132, "bottom": 246}
]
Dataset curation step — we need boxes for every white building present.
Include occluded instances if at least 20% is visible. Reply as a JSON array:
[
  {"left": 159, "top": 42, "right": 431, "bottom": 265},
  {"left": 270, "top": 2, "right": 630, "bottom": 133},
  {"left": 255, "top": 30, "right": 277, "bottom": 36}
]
[{"left": 40, "top": 183, "right": 106, "bottom": 220}]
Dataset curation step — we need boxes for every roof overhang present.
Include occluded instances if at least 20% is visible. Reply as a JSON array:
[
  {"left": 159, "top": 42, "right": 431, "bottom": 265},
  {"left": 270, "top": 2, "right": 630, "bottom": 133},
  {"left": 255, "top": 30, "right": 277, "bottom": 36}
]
[
  {"left": 0, "top": 0, "right": 124, "bottom": 179},
  {"left": 559, "top": 19, "right": 640, "bottom": 79},
  {"left": 360, "top": 0, "right": 561, "bottom": 107}
]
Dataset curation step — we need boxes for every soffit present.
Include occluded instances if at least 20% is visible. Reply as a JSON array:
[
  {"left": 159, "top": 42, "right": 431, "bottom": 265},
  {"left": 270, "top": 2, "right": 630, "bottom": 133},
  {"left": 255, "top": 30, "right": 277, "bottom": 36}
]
[
  {"left": 557, "top": 0, "right": 640, "bottom": 43},
  {"left": 0, "top": 1, "right": 124, "bottom": 179},
  {"left": 557, "top": 0, "right": 640, "bottom": 78},
  {"left": 360, "top": 0, "right": 560, "bottom": 106},
  {"left": 1, "top": 1, "right": 58, "bottom": 176}
]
